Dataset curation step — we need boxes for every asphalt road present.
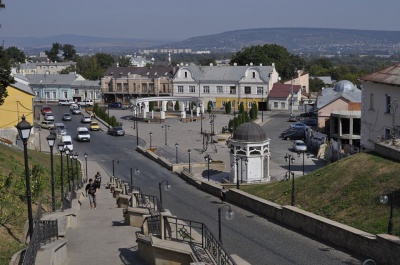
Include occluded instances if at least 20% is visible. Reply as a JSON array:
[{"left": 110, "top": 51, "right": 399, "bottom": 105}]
[{"left": 45, "top": 105, "right": 366, "bottom": 265}]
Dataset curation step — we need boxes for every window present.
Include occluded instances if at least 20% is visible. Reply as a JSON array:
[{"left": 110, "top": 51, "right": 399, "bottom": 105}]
[
  {"left": 184, "top": 71, "right": 188, "bottom": 78},
  {"left": 149, "top": 84, "right": 154, "bottom": 93},
  {"left": 52, "top": 91, "right": 57, "bottom": 99},
  {"left": 63, "top": 91, "right": 68, "bottom": 99},
  {"left": 217, "top": 86, "right": 223, "bottom": 94},
  {"left": 117, "top": 83, "right": 122, "bottom": 91},
  {"left": 385, "top": 94, "right": 391, "bottom": 114},
  {"left": 123, "top": 83, "right": 128, "bottom": 91},
  {"left": 252, "top": 72, "right": 256, "bottom": 78},
  {"left": 369, "top": 93, "right": 374, "bottom": 110},
  {"left": 178, "top": 86, "right": 184, "bottom": 93},
  {"left": 46, "top": 92, "right": 50, "bottom": 99},
  {"left": 189, "top": 86, "right": 195, "bottom": 93},
  {"left": 384, "top": 128, "right": 391, "bottom": 140},
  {"left": 274, "top": 102, "right": 278, "bottom": 108},
  {"left": 230, "top": 86, "right": 236, "bottom": 94},
  {"left": 142, "top": 84, "right": 147, "bottom": 93},
  {"left": 74, "top": 89, "right": 78, "bottom": 95},
  {"left": 203, "top": 86, "right": 210, "bottom": 93},
  {"left": 245, "top": 87, "right": 251, "bottom": 94},
  {"left": 257, "top": 87, "right": 263, "bottom": 95},
  {"left": 281, "top": 102, "right": 286, "bottom": 109}
]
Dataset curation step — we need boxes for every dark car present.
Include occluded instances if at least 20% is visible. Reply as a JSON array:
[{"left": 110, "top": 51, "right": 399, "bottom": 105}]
[
  {"left": 288, "top": 114, "right": 299, "bottom": 122},
  {"left": 281, "top": 127, "right": 304, "bottom": 136},
  {"left": 281, "top": 130, "right": 306, "bottom": 141},
  {"left": 108, "top": 102, "right": 122, "bottom": 108},
  {"left": 300, "top": 111, "right": 317, "bottom": 118},
  {"left": 303, "top": 118, "right": 318, "bottom": 127},
  {"left": 107, "top": 126, "right": 125, "bottom": 136}
]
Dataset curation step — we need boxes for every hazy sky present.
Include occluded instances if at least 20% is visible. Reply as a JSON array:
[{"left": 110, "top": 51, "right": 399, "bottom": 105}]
[{"left": 1, "top": 0, "right": 399, "bottom": 41}]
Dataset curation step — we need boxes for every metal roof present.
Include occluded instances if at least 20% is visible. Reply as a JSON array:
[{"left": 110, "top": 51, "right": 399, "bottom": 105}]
[
  {"left": 233, "top": 122, "right": 268, "bottom": 142},
  {"left": 360, "top": 62, "right": 400, "bottom": 86}
]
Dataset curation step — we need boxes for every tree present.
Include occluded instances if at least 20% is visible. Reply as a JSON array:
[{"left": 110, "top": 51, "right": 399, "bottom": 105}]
[
  {"left": 0, "top": 46, "right": 12, "bottom": 105},
  {"left": 225, "top": 101, "right": 231, "bottom": 114},
  {"left": 207, "top": 101, "right": 213, "bottom": 114},
  {"left": 95, "top": 53, "right": 115, "bottom": 70},
  {"left": 174, "top": 101, "right": 180, "bottom": 111},
  {"left": 45, "top": 43, "right": 62, "bottom": 62},
  {"left": 309, "top": 77, "right": 326, "bottom": 92},
  {"left": 230, "top": 44, "right": 305, "bottom": 81},
  {"left": 5, "top": 46, "right": 25, "bottom": 65},
  {"left": 62, "top": 44, "right": 76, "bottom": 61},
  {"left": 119, "top": 56, "right": 131, "bottom": 67},
  {"left": 59, "top": 64, "right": 77, "bottom": 74},
  {"left": 149, "top": 101, "right": 155, "bottom": 112},
  {"left": 239, "top": 102, "right": 244, "bottom": 114},
  {"left": 198, "top": 57, "right": 216, "bottom": 66}
]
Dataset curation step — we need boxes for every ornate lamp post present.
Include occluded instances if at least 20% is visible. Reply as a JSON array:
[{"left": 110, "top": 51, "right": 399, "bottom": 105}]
[
  {"left": 57, "top": 142, "right": 65, "bottom": 209},
  {"left": 284, "top": 153, "right": 296, "bottom": 206},
  {"left": 38, "top": 125, "right": 42, "bottom": 152},
  {"left": 187, "top": 149, "right": 191, "bottom": 173},
  {"left": 84, "top": 152, "right": 88, "bottom": 182},
  {"left": 158, "top": 180, "right": 171, "bottom": 205},
  {"left": 204, "top": 154, "right": 212, "bottom": 181},
  {"left": 161, "top": 124, "right": 170, "bottom": 145},
  {"left": 74, "top": 152, "right": 79, "bottom": 188},
  {"left": 70, "top": 151, "right": 74, "bottom": 189},
  {"left": 380, "top": 190, "right": 394, "bottom": 235},
  {"left": 218, "top": 204, "right": 234, "bottom": 243},
  {"left": 46, "top": 131, "right": 57, "bottom": 212},
  {"left": 16, "top": 116, "right": 33, "bottom": 238},
  {"left": 175, "top": 143, "right": 179, "bottom": 164},
  {"left": 64, "top": 147, "right": 71, "bottom": 192},
  {"left": 112, "top": 159, "right": 119, "bottom": 177},
  {"left": 297, "top": 151, "right": 310, "bottom": 176}
]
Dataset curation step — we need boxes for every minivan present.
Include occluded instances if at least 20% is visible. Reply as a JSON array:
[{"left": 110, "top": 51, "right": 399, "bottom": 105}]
[
  {"left": 55, "top": 123, "right": 67, "bottom": 137},
  {"left": 61, "top": 135, "right": 73, "bottom": 151}
]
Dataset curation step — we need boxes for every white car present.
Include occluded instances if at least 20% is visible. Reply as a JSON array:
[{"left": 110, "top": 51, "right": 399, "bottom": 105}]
[
  {"left": 58, "top": 99, "right": 74, "bottom": 106},
  {"left": 81, "top": 116, "right": 91, "bottom": 123},
  {"left": 78, "top": 100, "right": 94, "bottom": 106},
  {"left": 293, "top": 140, "right": 307, "bottom": 152},
  {"left": 70, "top": 104, "right": 80, "bottom": 110},
  {"left": 40, "top": 121, "right": 55, "bottom": 130},
  {"left": 76, "top": 127, "right": 91, "bottom": 142},
  {"left": 44, "top": 113, "right": 54, "bottom": 121}
]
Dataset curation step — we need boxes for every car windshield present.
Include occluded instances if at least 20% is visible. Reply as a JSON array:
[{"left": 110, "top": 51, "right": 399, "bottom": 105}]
[
  {"left": 113, "top": 127, "right": 123, "bottom": 130},
  {"left": 78, "top": 131, "right": 89, "bottom": 135},
  {"left": 64, "top": 141, "right": 71, "bottom": 145}
]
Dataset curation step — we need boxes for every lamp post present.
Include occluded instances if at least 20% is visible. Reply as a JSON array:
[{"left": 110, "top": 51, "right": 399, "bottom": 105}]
[
  {"left": 74, "top": 152, "right": 79, "bottom": 188},
  {"left": 161, "top": 124, "right": 170, "bottom": 145},
  {"left": 57, "top": 142, "right": 65, "bottom": 209},
  {"left": 84, "top": 152, "right": 88, "bottom": 182},
  {"left": 218, "top": 204, "right": 234, "bottom": 243},
  {"left": 38, "top": 125, "right": 42, "bottom": 152},
  {"left": 16, "top": 116, "right": 33, "bottom": 238},
  {"left": 297, "top": 151, "right": 310, "bottom": 176},
  {"left": 175, "top": 143, "right": 179, "bottom": 164},
  {"left": 149, "top": 132, "right": 153, "bottom": 149},
  {"left": 210, "top": 114, "right": 216, "bottom": 136},
  {"left": 261, "top": 89, "right": 264, "bottom": 122},
  {"left": 70, "top": 152, "right": 74, "bottom": 189},
  {"left": 187, "top": 149, "right": 191, "bottom": 173},
  {"left": 204, "top": 154, "right": 212, "bottom": 181},
  {"left": 380, "top": 190, "right": 394, "bottom": 235},
  {"left": 284, "top": 153, "right": 296, "bottom": 206},
  {"left": 158, "top": 180, "right": 171, "bottom": 205},
  {"left": 134, "top": 105, "right": 139, "bottom": 146},
  {"left": 46, "top": 131, "right": 57, "bottom": 212},
  {"left": 64, "top": 147, "right": 71, "bottom": 192},
  {"left": 112, "top": 159, "right": 119, "bottom": 177}
]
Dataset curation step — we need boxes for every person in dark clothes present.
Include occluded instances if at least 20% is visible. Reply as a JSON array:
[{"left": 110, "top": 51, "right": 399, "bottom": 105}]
[{"left": 85, "top": 178, "right": 98, "bottom": 209}]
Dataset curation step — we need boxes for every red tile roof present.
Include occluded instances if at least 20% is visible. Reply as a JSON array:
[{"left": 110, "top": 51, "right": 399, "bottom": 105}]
[{"left": 269, "top": 83, "right": 301, "bottom": 99}]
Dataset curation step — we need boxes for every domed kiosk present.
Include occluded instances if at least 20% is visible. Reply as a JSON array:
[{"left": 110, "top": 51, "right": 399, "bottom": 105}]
[{"left": 228, "top": 122, "right": 271, "bottom": 183}]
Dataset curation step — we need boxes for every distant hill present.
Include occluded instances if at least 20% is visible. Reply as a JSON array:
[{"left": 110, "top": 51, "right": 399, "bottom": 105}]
[{"left": 3, "top": 28, "right": 400, "bottom": 55}]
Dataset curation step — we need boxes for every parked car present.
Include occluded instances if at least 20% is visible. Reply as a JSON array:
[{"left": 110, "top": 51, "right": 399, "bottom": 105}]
[
  {"left": 55, "top": 123, "right": 67, "bottom": 137},
  {"left": 62, "top": 113, "right": 72, "bottom": 121},
  {"left": 76, "top": 127, "right": 91, "bottom": 142},
  {"left": 288, "top": 114, "right": 299, "bottom": 122},
  {"left": 300, "top": 111, "right": 317, "bottom": 118},
  {"left": 290, "top": 122, "right": 309, "bottom": 129},
  {"left": 303, "top": 118, "right": 318, "bottom": 127},
  {"left": 281, "top": 130, "right": 305, "bottom": 141},
  {"left": 89, "top": 121, "right": 100, "bottom": 131},
  {"left": 107, "top": 126, "right": 125, "bottom": 136},
  {"left": 78, "top": 100, "right": 94, "bottom": 106},
  {"left": 81, "top": 116, "right": 92, "bottom": 123},
  {"left": 281, "top": 127, "right": 304, "bottom": 137},
  {"left": 293, "top": 140, "right": 307, "bottom": 152},
  {"left": 44, "top": 113, "right": 54, "bottom": 121},
  {"left": 108, "top": 102, "right": 122, "bottom": 108},
  {"left": 41, "top": 105, "right": 52, "bottom": 115},
  {"left": 58, "top": 99, "right": 74, "bottom": 106},
  {"left": 40, "top": 121, "right": 55, "bottom": 130}
]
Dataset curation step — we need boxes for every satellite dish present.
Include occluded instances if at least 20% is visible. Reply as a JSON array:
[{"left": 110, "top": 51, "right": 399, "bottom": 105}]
[{"left": 135, "top": 168, "right": 140, "bottom": 175}]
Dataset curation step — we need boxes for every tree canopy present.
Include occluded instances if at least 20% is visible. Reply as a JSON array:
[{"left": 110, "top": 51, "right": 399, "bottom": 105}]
[
  {"left": 119, "top": 56, "right": 131, "bottom": 67},
  {"left": 5, "top": 46, "right": 25, "bottom": 65},
  {"left": 230, "top": 44, "right": 305, "bottom": 81},
  {"left": 62, "top": 44, "right": 77, "bottom": 61},
  {"left": 0, "top": 46, "right": 13, "bottom": 105}
]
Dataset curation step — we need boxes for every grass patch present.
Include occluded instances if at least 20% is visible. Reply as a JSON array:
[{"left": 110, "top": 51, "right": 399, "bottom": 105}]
[{"left": 242, "top": 152, "right": 400, "bottom": 236}]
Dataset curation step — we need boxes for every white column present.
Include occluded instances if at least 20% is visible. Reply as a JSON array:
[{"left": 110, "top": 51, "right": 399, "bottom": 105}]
[{"left": 162, "top": 101, "right": 167, "bottom": 111}]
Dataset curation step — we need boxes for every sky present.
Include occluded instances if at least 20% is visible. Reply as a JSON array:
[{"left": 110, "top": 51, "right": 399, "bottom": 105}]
[{"left": 0, "top": 0, "right": 399, "bottom": 41}]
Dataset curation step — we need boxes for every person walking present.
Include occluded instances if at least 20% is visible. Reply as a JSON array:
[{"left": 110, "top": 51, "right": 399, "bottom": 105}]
[
  {"left": 85, "top": 178, "right": 98, "bottom": 209},
  {"left": 94, "top": 172, "right": 102, "bottom": 189},
  {"left": 220, "top": 186, "right": 228, "bottom": 203}
]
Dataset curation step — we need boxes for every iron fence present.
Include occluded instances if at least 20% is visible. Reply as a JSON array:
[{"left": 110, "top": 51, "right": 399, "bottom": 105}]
[
  {"left": 135, "top": 193, "right": 164, "bottom": 214},
  {"left": 22, "top": 203, "right": 58, "bottom": 265}
]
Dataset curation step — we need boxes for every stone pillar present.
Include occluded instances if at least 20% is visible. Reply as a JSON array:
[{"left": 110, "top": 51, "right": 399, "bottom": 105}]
[
  {"left": 160, "top": 111, "right": 165, "bottom": 119},
  {"left": 162, "top": 101, "right": 167, "bottom": 111}
]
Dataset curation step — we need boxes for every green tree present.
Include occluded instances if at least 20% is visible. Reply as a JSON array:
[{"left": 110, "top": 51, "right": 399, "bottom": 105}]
[
  {"left": 198, "top": 57, "right": 217, "bottom": 66},
  {"left": 0, "top": 46, "right": 12, "bottom": 105},
  {"left": 59, "top": 64, "right": 77, "bottom": 74},
  {"left": 45, "top": 43, "right": 62, "bottom": 62},
  {"left": 75, "top": 55, "right": 103, "bottom": 80},
  {"left": 62, "top": 44, "right": 77, "bottom": 61},
  {"left": 119, "top": 56, "right": 131, "bottom": 67},
  {"left": 309, "top": 77, "right": 327, "bottom": 92},
  {"left": 250, "top": 103, "right": 258, "bottom": 120},
  {"left": 225, "top": 101, "right": 231, "bottom": 114},
  {"left": 95, "top": 53, "right": 115, "bottom": 70},
  {"left": 5, "top": 46, "right": 25, "bottom": 65},
  {"left": 207, "top": 101, "right": 213, "bottom": 114},
  {"left": 174, "top": 101, "right": 180, "bottom": 111},
  {"left": 239, "top": 102, "right": 244, "bottom": 114},
  {"left": 149, "top": 101, "right": 155, "bottom": 112},
  {"left": 230, "top": 44, "right": 305, "bottom": 81}
]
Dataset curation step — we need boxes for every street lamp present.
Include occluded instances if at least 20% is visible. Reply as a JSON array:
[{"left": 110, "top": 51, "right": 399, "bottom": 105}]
[
  {"left": 74, "top": 152, "right": 79, "bottom": 188},
  {"left": 380, "top": 190, "right": 394, "bottom": 235},
  {"left": 175, "top": 143, "right": 179, "bottom": 164},
  {"left": 204, "top": 154, "right": 212, "bottom": 181},
  {"left": 149, "top": 132, "right": 153, "bottom": 149},
  {"left": 38, "top": 125, "right": 42, "bottom": 152},
  {"left": 84, "top": 152, "right": 88, "bottom": 182},
  {"left": 297, "top": 151, "right": 310, "bottom": 176},
  {"left": 64, "top": 147, "right": 71, "bottom": 192},
  {"left": 187, "top": 149, "right": 191, "bottom": 173},
  {"left": 46, "top": 131, "right": 57, "bottom": 212},
  {"left": 158, "top": 180, "right": 171, "bottom": 205},
  {"left": 231, "top": 157, "right": 241, "bottom": 189},
  {"left": 112, "top": 159, "right": 119, "bottom": 177},
  {"left": 57, "top": 142, "right": 65, "bottom": 209},
  {"left": 218, "top": 204, "right": 234, "bottom": 243},
  {"left": 70, "top": 151, "right": 74, "bottom": 189},
  {"left": 16, "top": 115, "right": 33, "bottom": 238},
  {"left": 284, "top": 153, "right": 296, "bottom": 206},
  {"left": 161, "top": 124, "right": 170, "bottom": 145},
  {"left": 261, "top": 89, "right": 264, "bottom": 122},
  {"left": 135, "top": 105, "right": 139, "bottom": 146},
  {"left": 210, "top": 114, "right": 216, "bottom": 135}
]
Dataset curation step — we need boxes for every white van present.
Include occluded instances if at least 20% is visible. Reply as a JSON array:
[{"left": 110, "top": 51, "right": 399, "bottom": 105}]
[
  {"left": 61, "top": 135, "right": 73, "bottom": 151},
  {"left": 76, "top": 127, "right": 91, "bottom": 142}
]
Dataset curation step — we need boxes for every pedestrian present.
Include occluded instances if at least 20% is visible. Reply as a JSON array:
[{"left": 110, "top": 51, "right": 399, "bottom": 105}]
[
  {"left": 94, "top": 172, "right": 102, "bottom": 189},
  {"left": 85, "top": 178, "right": 98, "bottom": 209},
  {"left": 220, "top": 186, "right": 228, "bottom": 203}
]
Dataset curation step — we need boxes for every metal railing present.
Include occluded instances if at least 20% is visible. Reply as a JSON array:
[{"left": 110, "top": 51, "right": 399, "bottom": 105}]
[
  {"left": 22, "top": 203, "right": 58, "bottom": 265},
  {"left": 135, "top": 193, "right": 164, "bottom": 214}
]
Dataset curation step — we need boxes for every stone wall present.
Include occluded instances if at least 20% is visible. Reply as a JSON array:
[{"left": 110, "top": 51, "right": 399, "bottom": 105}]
[{"left": 374, "top": 142, "right": 400, "bottom": 162}]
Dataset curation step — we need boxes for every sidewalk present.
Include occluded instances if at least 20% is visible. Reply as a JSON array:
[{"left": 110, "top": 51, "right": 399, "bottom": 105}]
[{"left": 65, "top": 160, "right": 145, "bottom": 265}]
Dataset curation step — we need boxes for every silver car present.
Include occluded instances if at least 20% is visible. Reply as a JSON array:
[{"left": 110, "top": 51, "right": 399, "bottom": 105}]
[
  {"left": 44, "top": 113, "right": 54, "bottom": 121},
  {"left": 293, "top": 140, "right": 307, "bottom": 152}
]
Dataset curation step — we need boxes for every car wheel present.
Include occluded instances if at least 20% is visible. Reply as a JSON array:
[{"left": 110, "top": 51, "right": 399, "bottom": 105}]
[{"left": 286, "top": 136, "right": 291, "bottom": 140}]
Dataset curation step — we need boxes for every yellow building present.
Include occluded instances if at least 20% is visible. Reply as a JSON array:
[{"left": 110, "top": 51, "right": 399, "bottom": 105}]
[{"left": 0, "top": 81, "right": 35, "bottom": 143}]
